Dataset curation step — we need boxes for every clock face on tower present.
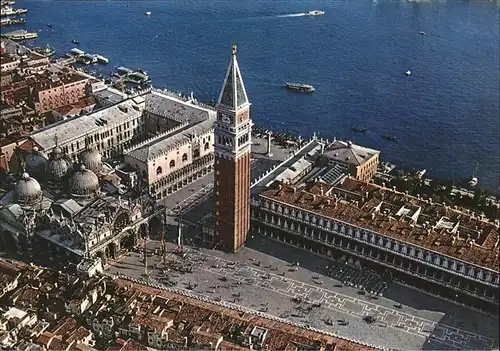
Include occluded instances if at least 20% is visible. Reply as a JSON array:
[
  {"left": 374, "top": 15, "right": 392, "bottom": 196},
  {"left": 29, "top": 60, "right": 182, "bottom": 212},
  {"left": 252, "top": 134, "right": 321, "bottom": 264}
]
[
  {"left": 238, "top": 111, "right": 249, "bottom": 123},
  {"left": 219, "top": 112, "right": 232, "bottom": 125}
]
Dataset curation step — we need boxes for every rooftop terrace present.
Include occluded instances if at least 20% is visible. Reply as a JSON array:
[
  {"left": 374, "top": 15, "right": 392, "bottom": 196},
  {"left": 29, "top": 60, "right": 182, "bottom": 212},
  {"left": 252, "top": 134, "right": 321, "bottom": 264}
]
[{"left": 261, "top": 178, "right": 500, "bottom": 272}]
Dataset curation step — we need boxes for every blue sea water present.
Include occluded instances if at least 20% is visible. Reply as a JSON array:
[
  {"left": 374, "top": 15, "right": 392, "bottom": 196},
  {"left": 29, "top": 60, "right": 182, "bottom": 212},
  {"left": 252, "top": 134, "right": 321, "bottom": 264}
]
[{"left": 8, "top": 0, "right": 500, "bottom": 192}]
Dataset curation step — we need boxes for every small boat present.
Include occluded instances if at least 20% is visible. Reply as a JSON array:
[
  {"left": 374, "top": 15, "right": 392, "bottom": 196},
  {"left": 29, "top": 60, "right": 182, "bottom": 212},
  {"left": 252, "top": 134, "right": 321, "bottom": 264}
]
[
  {"left": 304, "top": 10, "right": 325, "bottom": 16},
  {"left": 419, "top": 31, "right": 426, "bottom": 35},
  {"left": 469, "top": 177, "right": 478, "bottom": 187},
  {"left": 95, "top": 54, "right": 109, "bottom": 64},
  {"left": 284, "top": 83, "right": 315, "bottom": 92},
  {"left": 46, "top": 23, "right": 52, "bottom": 28},
  {"left": 468, "top": 162, "right": 479, "bottom": 187},
  {"left": 34, "top": 44, "right": 55, "bottom": 57},
  {"left": 381, "top": 135, "right": 397, "bottom": 142},
  {"left": 351, "top": 127, "right": 368, "bottom": 133},
  {"left": 145, "top": 11, "right": 151, "bottom": 16},
  {"left": 72, "top": 39, "right": 80, "bottom": 44},
  {"left": 416, "top": 169, "right": 426, "bottom": 179},
  {"left": 405, "top": 70, "right": 411, "bottom": 76}
]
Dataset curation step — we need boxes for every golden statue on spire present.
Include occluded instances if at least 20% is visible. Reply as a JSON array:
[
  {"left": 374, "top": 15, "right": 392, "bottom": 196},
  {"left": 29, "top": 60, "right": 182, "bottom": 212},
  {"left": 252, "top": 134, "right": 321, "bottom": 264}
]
[{"left": 232, "top": 45, "right": 237, "bottom": 56}]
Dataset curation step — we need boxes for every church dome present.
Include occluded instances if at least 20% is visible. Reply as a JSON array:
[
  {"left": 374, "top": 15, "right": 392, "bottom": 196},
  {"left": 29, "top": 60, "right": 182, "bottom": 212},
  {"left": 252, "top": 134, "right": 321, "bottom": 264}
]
[
  {"left": 47, "top": 146, "right": 71, "bottom": 183},
  {"left": 78, "top": 147, "right": 102, "bottom": 174},
  {"left": 15, "top": 172, "right": 43, "bottom": 205},
  {"left": 48, "top": 158, "right": 71, "bottom": 182},
  {"left": 68, "top": 164, "right": 100, "bottom": 198},
  {"left": 26, "top": 146, "right": 48, "bottom": 180}
]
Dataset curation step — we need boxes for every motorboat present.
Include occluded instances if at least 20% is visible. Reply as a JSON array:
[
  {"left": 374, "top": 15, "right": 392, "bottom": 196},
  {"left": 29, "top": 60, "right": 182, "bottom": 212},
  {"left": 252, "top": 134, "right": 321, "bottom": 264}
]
[
  {"left": 305, "top": 10, "right": 325, "bottom": 16},
  {"left": 145, "top": 11, "right": 151, "bottom": 16},
  {"left": 419, "top": 31, "right": 426, "bottom": 35},
  {"left": 351, "top": 127, "right": 368, "bottom": 133},
  {"left": 405, "top": 70, "right": 411, "bottom": 76},
  {"left": 381, "top": 135, "right": 397, "bottom": 142},
  {"left": 284, "top": 82, "right": 315, "bottom": 92}
]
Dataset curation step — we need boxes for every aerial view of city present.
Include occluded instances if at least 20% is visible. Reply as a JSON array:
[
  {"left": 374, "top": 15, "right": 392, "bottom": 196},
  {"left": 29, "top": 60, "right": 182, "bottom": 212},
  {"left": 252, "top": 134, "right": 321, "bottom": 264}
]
[{"left": 0, "top": 0, "right": 499, "bottom": 350}]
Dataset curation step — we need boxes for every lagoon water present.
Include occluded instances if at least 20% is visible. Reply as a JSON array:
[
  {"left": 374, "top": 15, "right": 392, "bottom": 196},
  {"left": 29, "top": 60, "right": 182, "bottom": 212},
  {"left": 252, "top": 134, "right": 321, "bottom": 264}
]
[{"left": 13, "top": 0, "right": 500, "bottom": 191}]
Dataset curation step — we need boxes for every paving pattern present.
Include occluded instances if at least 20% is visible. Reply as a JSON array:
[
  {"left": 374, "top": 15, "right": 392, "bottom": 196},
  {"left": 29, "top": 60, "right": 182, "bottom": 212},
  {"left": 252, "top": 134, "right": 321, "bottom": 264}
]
[
  {"left": 108, "top": 241, "right": 498, "bottom": 351},
  {"left": 192, "top": 250, "right": 495, "bottom": 350}
]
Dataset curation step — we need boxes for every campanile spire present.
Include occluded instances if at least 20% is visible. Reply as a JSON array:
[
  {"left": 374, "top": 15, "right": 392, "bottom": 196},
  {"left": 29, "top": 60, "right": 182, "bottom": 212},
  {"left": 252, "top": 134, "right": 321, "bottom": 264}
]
[
  {"left": 217, "top": 45, "right": 250, "bottom": 111},
  {"left": 213, "top": 45, "right": 253, "bottom": 252}
]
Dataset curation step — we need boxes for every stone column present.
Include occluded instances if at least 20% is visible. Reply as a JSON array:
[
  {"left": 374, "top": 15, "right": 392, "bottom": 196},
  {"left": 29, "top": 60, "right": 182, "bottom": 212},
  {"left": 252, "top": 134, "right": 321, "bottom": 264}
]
[{"left": 266, "top": 132, "right": 273, "bottom": 157}]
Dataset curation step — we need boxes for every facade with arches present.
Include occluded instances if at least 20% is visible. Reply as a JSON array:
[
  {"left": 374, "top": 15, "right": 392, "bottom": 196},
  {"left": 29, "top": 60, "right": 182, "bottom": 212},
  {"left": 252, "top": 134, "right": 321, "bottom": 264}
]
[
  {"left": 124, "top": 95, "right": 216, "bottom": 200},
  {"left": 250, "top": 178, "right": 499, "bottom": 312}
]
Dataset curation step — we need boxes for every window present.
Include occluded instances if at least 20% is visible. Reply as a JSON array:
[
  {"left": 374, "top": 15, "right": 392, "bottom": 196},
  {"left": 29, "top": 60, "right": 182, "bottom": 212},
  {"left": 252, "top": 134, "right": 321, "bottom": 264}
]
[
  {"left": 156, "top": 167, "right": 162, "bottom": 175},
  {"left": 193, "top": 149, "right": 200, "bottom": 158},
  {"left": 204, "top": 142, "right": 210, "bottom": 150},
  {"left": 169, "top": 160, "right": 175, "bottom": 168},
  {"left": 182, "top": 153, "right": 188, "bottom": 162}
]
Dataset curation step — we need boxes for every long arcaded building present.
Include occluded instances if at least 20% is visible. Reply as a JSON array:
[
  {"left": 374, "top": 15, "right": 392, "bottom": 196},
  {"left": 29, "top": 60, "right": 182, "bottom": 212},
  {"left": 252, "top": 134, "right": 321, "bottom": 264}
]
[{"left": 248, "top": 138, "right": 499, "bottom": 312}]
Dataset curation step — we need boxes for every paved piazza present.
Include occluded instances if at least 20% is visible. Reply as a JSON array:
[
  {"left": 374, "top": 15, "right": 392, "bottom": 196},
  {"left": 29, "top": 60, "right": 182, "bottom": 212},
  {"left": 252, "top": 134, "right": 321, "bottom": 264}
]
[
  {"left": 107, "top": 235, "right": 499, "bottom": 351},
  {"left": 119, "top": 138, "right": 500, "bottom": 350}
]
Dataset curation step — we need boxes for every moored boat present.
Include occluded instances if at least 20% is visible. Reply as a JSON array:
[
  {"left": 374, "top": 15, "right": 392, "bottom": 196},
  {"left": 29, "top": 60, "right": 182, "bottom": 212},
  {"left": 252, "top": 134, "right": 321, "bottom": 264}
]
[
  {"left": 33, "top": 44, "right": 55, "bottom": 57},
  {"left": 95, "top": 54, "right": 109, "bottom": 64},
  {"left": 1, "top": 6, "right": 27, "bottom": 16},
  {"left": 468, "top": 162, "right": 479, "bottom": 187},
  {"left": 2, "top": 29, "right": 37, "bottom": 40}
]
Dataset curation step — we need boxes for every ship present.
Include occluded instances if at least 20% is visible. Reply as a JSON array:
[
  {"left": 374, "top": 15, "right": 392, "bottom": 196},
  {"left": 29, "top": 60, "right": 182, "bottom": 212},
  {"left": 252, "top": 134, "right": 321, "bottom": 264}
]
[
  {"left": 1, "top": 16, "right": 24, "bottom": 26},
  {"left": 1, "top": 6, "right": 27, "bottom": 16},
  {"left": 2, "top": 30, "right": 37, "bottom": 40},
  {"left": 304, "top": 10, "right": 325, "bottom": 16},
  {"left": 284, "top": 83, "right": 315, "bottom": 93}
]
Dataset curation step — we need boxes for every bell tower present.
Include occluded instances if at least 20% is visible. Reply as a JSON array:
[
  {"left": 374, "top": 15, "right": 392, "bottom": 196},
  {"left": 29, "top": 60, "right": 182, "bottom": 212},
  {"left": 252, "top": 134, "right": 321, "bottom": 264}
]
[{"left": 213, "top": 45, "right": 252, "bottom": 253}]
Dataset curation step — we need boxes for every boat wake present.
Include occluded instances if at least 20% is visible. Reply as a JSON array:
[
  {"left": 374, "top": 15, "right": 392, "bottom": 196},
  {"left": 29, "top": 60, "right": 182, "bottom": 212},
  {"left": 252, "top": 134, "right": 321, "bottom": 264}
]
[{"left": 277, "top": 13, "right": 308, "bottom": 18}]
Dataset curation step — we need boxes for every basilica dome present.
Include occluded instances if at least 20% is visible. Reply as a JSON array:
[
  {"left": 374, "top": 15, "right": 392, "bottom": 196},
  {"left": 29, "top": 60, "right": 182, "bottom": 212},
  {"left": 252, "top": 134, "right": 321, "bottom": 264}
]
[
  {"left": 78, "top": 147, "right": 102, "bottom": 174},
  {"left": 26, "top": 146, "right": 48, "bottom": 180},
  {"left": 68, "top": 164, "right": 100, "bottom": 198},
  {"left": 47, "top": 146, "right": 71, "bottom": 183},
  {"left": 15, "top": 172, "right": 43, "bottom": 206}
]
